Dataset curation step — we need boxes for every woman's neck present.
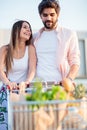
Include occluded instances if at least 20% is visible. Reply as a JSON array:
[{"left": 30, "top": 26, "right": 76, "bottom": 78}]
[{"left": 13, "top": 44, "right": 26, "bottom": 59}]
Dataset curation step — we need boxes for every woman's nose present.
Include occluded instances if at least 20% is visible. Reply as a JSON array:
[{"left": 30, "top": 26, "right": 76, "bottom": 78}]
[{"left": 27, "top": 28, "right": 31, "bottom": 33}]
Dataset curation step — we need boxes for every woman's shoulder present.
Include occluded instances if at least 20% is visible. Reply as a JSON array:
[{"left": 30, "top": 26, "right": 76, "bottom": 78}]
[
  {"left": 0, "top": 46, "right": 7, "bottom": 64},
  {"left": 0, "top": 45, "right": 8, "bottom": 55}
]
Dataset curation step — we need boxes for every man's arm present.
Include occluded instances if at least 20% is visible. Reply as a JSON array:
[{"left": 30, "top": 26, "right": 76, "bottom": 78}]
[
  {"left": 66, "top": 64, "right": 79, "bottom": 80},
  {"left": 62, "top": 64, "right": 79, "bottom": 92}
]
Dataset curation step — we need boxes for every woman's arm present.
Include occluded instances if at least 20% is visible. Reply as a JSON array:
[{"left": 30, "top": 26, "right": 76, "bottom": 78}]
[
  {"left": 19, "top": 45, "right": 37, "bottom": 92},
  {"left": 0, "top": 46, "right": 10, "bottom": 85},
  {"left": 0, "top": 46, "right": 17, "bottom": 89},
  {"left": 25, "top": 44, "right": 37, "bottom": 84}
]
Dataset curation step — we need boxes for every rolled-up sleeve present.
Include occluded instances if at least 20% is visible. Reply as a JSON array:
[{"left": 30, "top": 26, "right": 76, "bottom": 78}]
[{"left": 68, "top": 32, "right": 80, "bottom": 67}]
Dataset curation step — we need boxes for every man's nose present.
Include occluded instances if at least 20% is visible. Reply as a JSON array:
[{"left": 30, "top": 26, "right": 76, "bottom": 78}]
[{"left": 46, "top": 15, "right": 51, "bottom": 20}]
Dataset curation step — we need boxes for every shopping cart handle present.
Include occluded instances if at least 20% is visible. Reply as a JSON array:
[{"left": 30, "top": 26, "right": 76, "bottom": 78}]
[
  {"left": 7, "top": 85, "right": 10, "bottom": 90},
  {"left": 6, "top": 83, "right": 30, "bottom": 89},
  {"left": 6, "top": 84, "right": 30, "bottom": 94}
]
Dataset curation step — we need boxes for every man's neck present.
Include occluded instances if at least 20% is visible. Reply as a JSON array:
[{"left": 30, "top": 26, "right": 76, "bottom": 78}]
[{"left": 44, "top": 24, "right": 58, "bottom": 31}]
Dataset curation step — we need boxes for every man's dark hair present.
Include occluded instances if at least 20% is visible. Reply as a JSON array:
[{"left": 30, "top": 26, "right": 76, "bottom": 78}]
[{"left": 38, "top": 0, "right": 60, "bottom": 15}]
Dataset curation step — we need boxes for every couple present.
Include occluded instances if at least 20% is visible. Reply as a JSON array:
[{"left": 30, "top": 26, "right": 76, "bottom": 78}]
[
  {"left": 0, "top": 0, "right": 80, "bottom": 129},
  {"left": 0, "top": 0, "right": 80, "bottom": 91}
]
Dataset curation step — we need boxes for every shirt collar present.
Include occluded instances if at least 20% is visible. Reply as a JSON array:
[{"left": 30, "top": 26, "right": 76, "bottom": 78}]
[
  {"left": 38, "top": 25, "right": 61, "bottom": 35},
  {"left": 34, "top": 25, "right": 62, "bottom": 46}
]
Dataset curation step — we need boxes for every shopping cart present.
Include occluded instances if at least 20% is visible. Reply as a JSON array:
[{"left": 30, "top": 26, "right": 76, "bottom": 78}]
[
  {"left": 7, "top": 82, "right": 87, "bottom": 130},
  {"left": 0, "top": 84, "right": 8, "bottom": 130}
]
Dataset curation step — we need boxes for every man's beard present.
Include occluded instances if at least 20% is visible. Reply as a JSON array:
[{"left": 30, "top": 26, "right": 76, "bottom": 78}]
[{"left": 43, "top": 20, "right": 57, "bottom": 29}]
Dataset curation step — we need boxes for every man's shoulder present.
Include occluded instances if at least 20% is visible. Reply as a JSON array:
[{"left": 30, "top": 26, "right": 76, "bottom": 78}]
[
  {"left": 33, "top": 30, "right": 40, "bottom": 41},
  {"left": 59, "top": 26, "right": 76, "bottom": 35},
  {"left": 33, "top": 31, "right": 38, "bottom": 39},
  {"left": 58, "top": 26, "right": 77, "bottom": 38},
  {"left": 33, "top": 27, "right": 45, "bottom": 39}
]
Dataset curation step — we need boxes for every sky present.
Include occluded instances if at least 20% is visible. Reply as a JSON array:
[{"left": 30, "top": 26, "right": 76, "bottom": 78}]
[{"left": 0, "top": 0, "right": 87, "bottom": 32}]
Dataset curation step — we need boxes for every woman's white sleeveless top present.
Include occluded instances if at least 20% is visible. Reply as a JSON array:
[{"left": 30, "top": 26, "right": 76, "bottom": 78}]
[{"left": 7, "top": 46, "right": 28, "bottom": 83}]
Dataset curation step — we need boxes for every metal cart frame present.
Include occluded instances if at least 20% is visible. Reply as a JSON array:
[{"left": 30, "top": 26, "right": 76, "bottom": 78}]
[{"left": 8, "top": 91, "right": 87, "bottom": 130}]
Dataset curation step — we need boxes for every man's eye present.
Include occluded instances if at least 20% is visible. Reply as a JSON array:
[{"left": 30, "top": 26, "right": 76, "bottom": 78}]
[
  {"left": 42, "top": 14, "right": 55, "bottom": 17},
  {"left": 50, "top": 14, "right": 55, "bottom": 17},
  {"left": 43, "top": 14, "right": 48, "bottom": 17}
]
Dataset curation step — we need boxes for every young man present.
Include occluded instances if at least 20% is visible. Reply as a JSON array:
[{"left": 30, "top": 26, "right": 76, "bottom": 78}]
[{"left": 33, "top": 0, "right": 80, "bottom": 87}]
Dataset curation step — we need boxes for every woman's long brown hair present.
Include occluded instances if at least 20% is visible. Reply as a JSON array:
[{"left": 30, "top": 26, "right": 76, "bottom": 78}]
[{"left": 5, "top": 20, "right": 33, "bottom": 74}]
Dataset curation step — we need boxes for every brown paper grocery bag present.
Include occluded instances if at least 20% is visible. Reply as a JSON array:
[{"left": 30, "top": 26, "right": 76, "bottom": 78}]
[
  {"left": 34, "top": 106, "right": 54, "bottom": 130},
  {"left": 57, "top": 102, "right": 67, "bottom": 130},
  {"left": 10, "top": 92, "right": 29, "bottom": 130},
  {"left": 10, "top": 92, "right": 20, "bottom": 102}
]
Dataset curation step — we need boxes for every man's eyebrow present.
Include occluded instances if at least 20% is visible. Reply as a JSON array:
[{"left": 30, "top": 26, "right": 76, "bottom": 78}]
[{"left": 43, "top": 12, "right": 55, "bottom": 15}]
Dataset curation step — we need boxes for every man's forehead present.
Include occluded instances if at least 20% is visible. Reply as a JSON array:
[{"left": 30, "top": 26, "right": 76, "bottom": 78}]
[{"left": 42, "top": 8, "right": 56, "bottom": 14}]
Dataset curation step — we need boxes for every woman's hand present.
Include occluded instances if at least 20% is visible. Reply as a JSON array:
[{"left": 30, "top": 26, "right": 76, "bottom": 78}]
[
  {"left": 7, "top": 82, "right": 18, "bottom": 90},
  {"left": 19, "top": 82, "right": 27, "bottom": 93}
]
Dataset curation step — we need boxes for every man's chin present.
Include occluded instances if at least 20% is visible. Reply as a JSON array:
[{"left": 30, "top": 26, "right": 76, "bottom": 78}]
[
  {"left": 46, "top": 24, "right": 52, "bottom": 28},
  {"left": 45, "top": 23, "right": 56, "bottom": 29},
  {"left": 45, "top": 26, "right": 54, "bottom": 30}
]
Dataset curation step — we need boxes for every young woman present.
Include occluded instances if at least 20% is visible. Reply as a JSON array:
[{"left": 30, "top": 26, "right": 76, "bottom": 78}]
[{"left": 0, "top": 20, "right": 36, "bottom": 91}]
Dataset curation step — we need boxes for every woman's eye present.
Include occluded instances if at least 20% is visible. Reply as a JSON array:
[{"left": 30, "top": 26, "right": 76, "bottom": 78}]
[
  {"left": 23, "top": 26, "right": 27, "bottom": 29},
  {"left": 22, "top": 25, "right": 30, "bottom": 31}
]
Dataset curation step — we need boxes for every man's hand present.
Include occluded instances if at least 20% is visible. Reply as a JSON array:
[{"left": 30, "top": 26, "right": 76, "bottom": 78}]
[{"left": 62, "top": 78, "right": 75, "bottom": 92}]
